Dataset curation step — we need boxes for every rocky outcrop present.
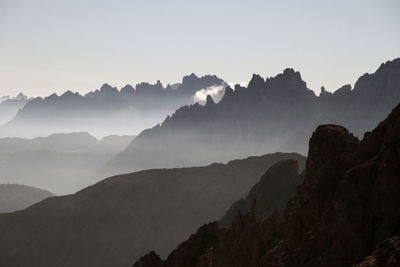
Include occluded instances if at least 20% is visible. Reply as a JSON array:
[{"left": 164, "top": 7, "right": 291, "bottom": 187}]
[
  {"left": 133, "top": 102, "right": 400, "bottom": 267},
  {"left": 355, "top": 236, "right": 400, "bottom": 267},
  {"left": 134, "top": 252, "right": 165, "bottom": 267}
]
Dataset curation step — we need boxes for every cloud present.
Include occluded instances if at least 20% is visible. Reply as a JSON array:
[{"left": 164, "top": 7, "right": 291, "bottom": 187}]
[
  {"left": 193, "top": 84, "right": 227, "bottom": 105},
  {"left": 228, "top": 82, "right": 248, "bottom": 88},
  {"left": 193, "top": 82, "right": 249, "bottom": 105}
]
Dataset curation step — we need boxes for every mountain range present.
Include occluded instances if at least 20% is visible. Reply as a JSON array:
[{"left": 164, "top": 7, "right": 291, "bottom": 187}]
[
  {"left": 0, "top": 132, "right": 135, "bottom": 194},
  {"left": 0, "top": 58, "right": 399, "bottom": 267},
  {"left": 0, "top": 152, "right": 305, "bottom": 267},
  {"left": 104, "top": 58, "right": 400, "bottom": 176},
  {"left": 0, "top": 74, "right": 224, "bottom": 138},
  {"left": 133, "top": 99, "right": 400, "bottom": 267}
]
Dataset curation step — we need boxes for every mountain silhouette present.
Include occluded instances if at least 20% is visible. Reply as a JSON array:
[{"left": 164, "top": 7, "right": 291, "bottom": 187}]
[
  {"left": 219, "top": 159, "right": 304, "bottom": 227},
  {"left": 105, "top": 58, "right": 400, "bottom": 176},
  {"left": 0, "top": 93, "right": 29, "bottom": 126},
  {"left": 0, "top": 152, "right": 305, "bottom": 267},
  {"left": 0, "top": 74, "right": 224, "bottom": 138},
  {"left": 0, "top": 184, "right": 54, "bottom": 213},
  {"left": 132, "top": 100, "right": 400, "bottom": 267}
]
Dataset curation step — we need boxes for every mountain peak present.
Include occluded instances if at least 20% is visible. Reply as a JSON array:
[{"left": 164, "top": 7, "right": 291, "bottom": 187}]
[
  {"left": 333, "top": 84, "right": 352, "bottom": 95},
  {"left": 376, "top": 57, "right": 400, "bottom": 73},
  {"left": 319, "top": 86, "right": 330, "bottom": 96},
  {"left": 182, "top": 73, "right": 199, "bottom": 84},
  {"left": 100, "top": 83, "right": 118, "bottom": 94},
  {"left": 247, "top": 74, "right": 265, "bottom": 89},
  {"left": 219, "top": 86, "right": 235, "bottom": 104},
  {"left": 120, "top": 84, "right": 134, "bottom": 95},
  {"left": 61, "top": 90, "right": 78, "bottom": 98},
  {"left": 306, "top": 124, "right": 358, "bottom": 178},
  {"left": 205, "top": 95, "right": 215, "bottom": 106},
  {"left": 282, "top": 68, "right": 303, "bottom": 81},
  {"left": 15, "top": 93, "right": 28, "bottom": 100}
]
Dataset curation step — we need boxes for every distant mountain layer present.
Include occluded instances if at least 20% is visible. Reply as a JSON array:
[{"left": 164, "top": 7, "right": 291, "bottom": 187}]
[
  {"left": 0, "top": 93, "right": 29, "bottom": 126},
  {"left": 0, "top": 152, "right": 305, "bottom": 267},
  {"left": 133, "top": 100, "right": 400, "bottom": 267},
  {"left": 0, "top": 74, "right": 224, "bottom": 138},
  {"left": 0, "top": 184, "right": 54, "bottom": 213},
  {"left": 105, "top": 58, "right": 400, "bottom": 176},
  {"left": 0, "top": 132, "right": 135, "bottom": 194}
]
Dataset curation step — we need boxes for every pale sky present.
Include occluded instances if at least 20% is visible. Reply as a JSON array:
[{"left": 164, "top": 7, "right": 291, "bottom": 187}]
[{"left": 0, "top": 0, "right": 399, "bottom": 97}]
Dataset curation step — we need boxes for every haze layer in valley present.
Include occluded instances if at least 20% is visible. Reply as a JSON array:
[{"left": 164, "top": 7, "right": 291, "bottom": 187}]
[
  {"left": 0, "top": 74, "right": 225, "bottom": 138},
  {"left": 0, "top": 133, "right": 135, "bottom": 194}
]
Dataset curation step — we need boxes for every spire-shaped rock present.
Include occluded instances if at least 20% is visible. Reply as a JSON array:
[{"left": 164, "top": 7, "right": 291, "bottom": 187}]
[{"left": 205, "top": 95, "right": 215, "bottom": 106}]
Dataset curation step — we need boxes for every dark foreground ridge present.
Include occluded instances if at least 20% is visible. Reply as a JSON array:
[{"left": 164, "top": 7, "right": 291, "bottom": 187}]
[
  {"left": 0, "top": 153, "right": 305, "bottom": 267},
  {"left": 133, "top": 103, "right": 400, "bottom": 267}
]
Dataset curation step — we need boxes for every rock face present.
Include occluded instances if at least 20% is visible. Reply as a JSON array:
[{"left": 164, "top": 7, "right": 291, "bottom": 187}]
[
  {"left": 133, "top": 103, "right": 400, "bottom": 267},
  {"left": 355, "top": 236, "right": 400, "bottom": 267},
  {"left": 0, "top": 152, "right": 305, "bottom": 267},
  {"left": 107, "top": 58, "right": 400, "bottom": 176},
  {"left": 220, "top": 159, "right": 304, "bottom": 227}
]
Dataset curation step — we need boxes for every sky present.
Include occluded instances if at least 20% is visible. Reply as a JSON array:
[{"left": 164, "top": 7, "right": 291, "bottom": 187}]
[{"left": 0, "top": 0, "right": 399, "bottom": 97}]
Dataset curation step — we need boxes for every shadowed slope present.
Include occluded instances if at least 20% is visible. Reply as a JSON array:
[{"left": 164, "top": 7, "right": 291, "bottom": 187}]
[
  {"left": 133, "top": 102, "right": 400, "bottom": 267},
  {"left": 0, "top": 152, "right": 305, "bottom": 267}
]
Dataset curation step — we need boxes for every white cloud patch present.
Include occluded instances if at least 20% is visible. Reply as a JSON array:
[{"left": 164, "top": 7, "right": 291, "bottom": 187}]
[
  {"left": 228, "top": 82, "right": 248, "bottom": 89},
  {"left": 193, "top": 84, "right": 227, "bottom": 105},
  {"left": 193, "top": 82, "right": 249, "bottom": 105}
]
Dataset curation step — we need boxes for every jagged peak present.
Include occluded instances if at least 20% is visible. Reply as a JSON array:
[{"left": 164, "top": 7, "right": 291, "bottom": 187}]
[
  {"left": 265, "top": 67, "right": 309, "bottom": 93},
  {"left": 319, "top": 86, "right": 330, "bottom": 96},
  {"left": 100, "top": 83, "right": 118, "bottom": 94},
  {"left": 48, "top": 93, "right": 58, "bottom": 98},
  {"left": 306, "top": 124, "right": 359, "bottom": 178},
  {"left": 61, "top": 90, "right": 79, "bottom": 98},
  {"left": 120, "top": 84, "right": 134, "bottom": 94},
  {"left": 15, "top": 92, "right": 28, "bottom": 100},
  {"left": 247, "top": 74, "right": 265, "bottom": 89},
  {"left": 182, "top": 73, "right": 199, "bottom": 83},
  {"left": 353, "top": 58, "right": 400, "bottom": 92},
  {"left": 120, "top": 85, "right": 134, "bottom": 95},
  {"left": 205, "top": 95, "right": 215, "bottom": 106},
  {"left": 223, "top": 86, "right": 234, "bottom": 97},
  {"left": 134, "top": 81, "right": 165, "bottom": 93},
  {"left": 376, "top": 57, "right": 400, "bottom": 73},
  {"left": 283, "top": 67, "right": 296, "bottom": 75},
  {"left": 281, "top": 68, "right": 303, "bottom": 81}
]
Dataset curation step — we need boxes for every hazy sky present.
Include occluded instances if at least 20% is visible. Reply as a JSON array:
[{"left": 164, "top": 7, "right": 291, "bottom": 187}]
[{"left": 1, "top": 0, "right": 399, "bottom": 97}]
